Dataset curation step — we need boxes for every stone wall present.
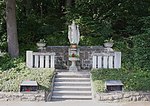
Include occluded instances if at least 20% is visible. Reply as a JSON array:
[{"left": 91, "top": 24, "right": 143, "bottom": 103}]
[
  {"left": 46, "top": 46, "right": 104, "bottom": 69},
  {"left": 0, "top": 92, "right": 45, "bottom": 101},
  {"left": 95, "top": 92, "right": 150, "bottom": 102},
  {"left": 1, "top": 91, "right": 150, "bottom": 102}
]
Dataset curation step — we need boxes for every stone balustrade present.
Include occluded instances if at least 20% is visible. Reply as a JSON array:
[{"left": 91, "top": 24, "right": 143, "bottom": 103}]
[
  {"left": 26, "top": 51, "right": 55, "bottom": 68},
  {"left": 92, "top": 52, "right": 121, "bottom": 69}
]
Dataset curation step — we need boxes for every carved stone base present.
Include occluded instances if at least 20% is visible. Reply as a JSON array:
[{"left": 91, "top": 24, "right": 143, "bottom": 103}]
[
  {"left": 69, "top": 66, "right": 78, "bottom": 72},
  {"left": 69, "top": 61, "right": 78, "bottom": 71}
]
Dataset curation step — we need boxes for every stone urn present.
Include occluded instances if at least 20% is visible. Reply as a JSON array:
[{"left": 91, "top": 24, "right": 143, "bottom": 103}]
[
  {"left": 69, "top": 57, "right": 79, "bottom": 72},
  {"left": 104, "top": 42, "right": 114, "bottom": 52},
  {"left": 36, "top": 42, "right": 46, "bottom": 51},
  {"left": 36, "top": 42, "right": 46, "bottom": 47},
  {"left": 104, "top": 42, "right": 114, "bottom": 48},
  {"left": 68, "top": 46, "right": 80, "bottom": 71}
]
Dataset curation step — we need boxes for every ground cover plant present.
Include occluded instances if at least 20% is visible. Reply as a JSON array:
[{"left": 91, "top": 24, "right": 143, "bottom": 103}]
[
  {"left": 92, "top": 68, "right": 150, "bottom": 92},
  {"left": 0, "top": 55, "right": 54, "bottom": 92}
]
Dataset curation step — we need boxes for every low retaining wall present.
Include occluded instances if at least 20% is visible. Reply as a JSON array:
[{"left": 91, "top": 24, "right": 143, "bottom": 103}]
[
  {"left": 0, "top": 92, "right": 45, "bottom": 101},
  {"left": 1, "top": 91, "right": 150, "bottom": 102},
  {"left": 95, "top": 91, "right": 150, "bottom": 102}
]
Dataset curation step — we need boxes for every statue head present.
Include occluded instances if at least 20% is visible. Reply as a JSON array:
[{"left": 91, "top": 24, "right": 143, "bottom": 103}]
[{"left": 71, "top": 20, "right": 76, "bottom": 28}]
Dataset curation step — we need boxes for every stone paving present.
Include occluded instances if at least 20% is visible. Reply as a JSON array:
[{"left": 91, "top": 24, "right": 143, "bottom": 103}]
[{"left": 0, "top": 101, "right": 150, "bottom": 106}]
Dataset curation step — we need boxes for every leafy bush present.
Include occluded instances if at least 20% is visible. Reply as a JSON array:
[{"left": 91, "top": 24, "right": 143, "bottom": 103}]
[
  {"left": 91, "top": 68, "right": 150, "bottom": 92},
  {"left": 0, "top": 67, "right": 54, "bottom": 92},
  {"left": 93, "top": 80, "right": 105, "bottom": 92},
  {"left": 0, "top": 54, "right": 25, "bottom": 71},
  {"left": 113, "top": 38, "right": 134, "bottom": 70},
  {"left": 132, "top": 33, "right": 150, "bottom": 70},
  {"left": 0, "top": 55, "right": 54, "bottom": 92}
]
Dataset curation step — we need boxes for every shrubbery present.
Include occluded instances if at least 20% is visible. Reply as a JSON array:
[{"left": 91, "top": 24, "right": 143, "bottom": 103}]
[
  {"left": 0, "top": 55, "right": 54, "bottom": 92},
  {"left": 132, "top": 33, "right": 150, "bottom": 70},
  {"left": 0, "top": 54, "right": 24, "bottom": 71},
  {"left": 92, "top": 68, "right": 150, "bottom": 92}
]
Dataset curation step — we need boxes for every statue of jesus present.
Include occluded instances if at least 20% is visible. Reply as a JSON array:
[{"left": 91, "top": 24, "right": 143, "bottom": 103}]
[{"left": 68, "top": 20, "right": 80, "bottom": 45}]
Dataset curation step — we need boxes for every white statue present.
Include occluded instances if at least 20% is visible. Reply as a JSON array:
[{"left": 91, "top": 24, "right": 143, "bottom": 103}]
[{"left": 68, "top": 20, "right": 80, "bottom": 45}]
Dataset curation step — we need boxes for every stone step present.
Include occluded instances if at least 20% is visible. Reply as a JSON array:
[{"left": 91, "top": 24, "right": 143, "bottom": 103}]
[
  {"left": 56, "top": 72, "right": 90, "bottom": 75},
  {"left": 54, "top": 86, "right": 91, "bottom": 91},
  {"left": 55, "top": 77, "right": 90, "bottom": 82},
  {"left": 54, "top": 82, "right": 91, "bottom": 86},
  {"left": 51, "top": 95, "right": 92, "bottom": 101},
  {"left": 56, "top": 74, "right": 90, "bottom": 78},
  {"left": 52, "top": 91, "right": 92, "bottom": 96},
  {"left": 55, "top": 69, "right": 69, "bottom": 72},
  {"left": 57, "top": 70, "right": 90, "bottom": 72},
  {"left": 51, "top": 71, "right": 92, "bottom": 101}
]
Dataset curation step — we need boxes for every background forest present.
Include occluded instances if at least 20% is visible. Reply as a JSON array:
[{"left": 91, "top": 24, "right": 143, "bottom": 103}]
[{"left": 0, "top": 0, "right": 150, "bottom": 91}]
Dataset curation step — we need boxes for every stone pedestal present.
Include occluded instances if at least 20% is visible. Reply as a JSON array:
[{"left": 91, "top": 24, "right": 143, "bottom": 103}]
[
  {"left": 69, "top": 60, "right": 78, "bottom": 71},
  {"left": 69, "top": 57, "right": 79, "bottom": 72},
  {"left": 68, "top": 44, "right": 80, "bottom": 72}
]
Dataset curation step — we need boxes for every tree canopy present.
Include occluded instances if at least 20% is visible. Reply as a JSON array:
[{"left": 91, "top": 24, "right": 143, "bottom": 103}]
[{"left": 0, "top": 0, "right": 150, "bottom": 69}]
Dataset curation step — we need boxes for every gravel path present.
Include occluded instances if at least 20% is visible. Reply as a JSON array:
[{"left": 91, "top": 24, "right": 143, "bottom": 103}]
[{"left": 0, "top": 101, "right": 150, "bottom": 106}]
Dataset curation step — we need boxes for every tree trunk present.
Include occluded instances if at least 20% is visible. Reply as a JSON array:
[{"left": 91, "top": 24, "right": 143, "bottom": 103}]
[{"left": 6, "top": 0, "right": 19, "bottom": 57}]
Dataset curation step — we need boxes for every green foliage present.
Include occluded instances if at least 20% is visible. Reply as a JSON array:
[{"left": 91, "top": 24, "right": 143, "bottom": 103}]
[
  {"left": 138, "top": 16, "right": 150, "bottom": 33},
  {"left": 132, "top": 33, "right": 150, "bottom": 70},
  {"left": 0, "top": 1, "right": 6, "bottom": 51},
  {"left": 0, "top": 66, "right": 54, "bottom": 92},
  {"left": 0, "top": 0, "right": 150, "bottom": 50},
  {"left": 0, "top": 55, "right": 54, "bottom": 92},
  {"left": 16, "top": 0, "right": 67, "bottom": 47},
  {"left": 19, "top": 43, "right": 37, "bottom": 56},
  {"left": 0, "top": 54, "right": 25, "bottom": 71},
  {"left": 0, "top": 68, "right": 54, "bottom": 92},
  {"left": 93, "top": 80, "right": 105, "bottom": 92},
  {"left": 114, "top": 39, "right": 134, "bottom": 70},
  {"left": 92, "top": 68, "right": 150, "bottom": 92}
]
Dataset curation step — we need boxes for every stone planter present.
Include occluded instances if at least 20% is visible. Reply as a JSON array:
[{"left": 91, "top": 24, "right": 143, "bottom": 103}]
[
  {"left": 36, "top": 42, "right": 46, "bottom": 47},
  {"left": 104, "top": 42, "right": 114, "bottom": 48},
  {"left": 69, "top": 57, "right": 79, "bottom": 72},
  {"left": 36, "top": 42, "right": 46, "bottom": 51}
]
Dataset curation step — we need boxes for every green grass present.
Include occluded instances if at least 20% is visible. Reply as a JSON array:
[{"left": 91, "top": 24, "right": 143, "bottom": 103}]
[{"left": 91, "top": 68, "right": 150, "bottom": 92}]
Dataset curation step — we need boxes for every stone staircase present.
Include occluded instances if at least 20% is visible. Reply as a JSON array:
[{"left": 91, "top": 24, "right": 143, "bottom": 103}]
[{"left": 51, "top": 71, "right": 92, "bottom": 101}]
